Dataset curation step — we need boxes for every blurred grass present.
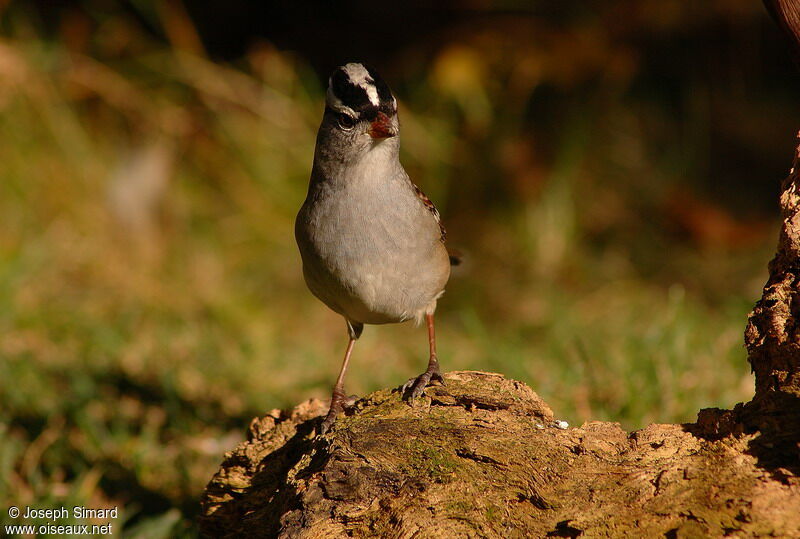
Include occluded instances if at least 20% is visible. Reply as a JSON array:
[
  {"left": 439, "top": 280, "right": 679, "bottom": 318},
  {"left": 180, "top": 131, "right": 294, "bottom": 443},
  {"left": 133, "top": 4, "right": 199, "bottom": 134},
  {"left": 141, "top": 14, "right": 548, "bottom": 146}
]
[{"left": 0, "top": 5, "right": 785, "bottom": 535}]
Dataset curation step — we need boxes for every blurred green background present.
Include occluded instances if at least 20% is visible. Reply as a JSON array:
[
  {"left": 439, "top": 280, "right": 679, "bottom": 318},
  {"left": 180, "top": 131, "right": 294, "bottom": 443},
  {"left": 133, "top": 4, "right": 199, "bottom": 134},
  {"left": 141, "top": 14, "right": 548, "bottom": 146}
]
[{"left": 1, "top": 0, "right": 797, "bottom": 535}]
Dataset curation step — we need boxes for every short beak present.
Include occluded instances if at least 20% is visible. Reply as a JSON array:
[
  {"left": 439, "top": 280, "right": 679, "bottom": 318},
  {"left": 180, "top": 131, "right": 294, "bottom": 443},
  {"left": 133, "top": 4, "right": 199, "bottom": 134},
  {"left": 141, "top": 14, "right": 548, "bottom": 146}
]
[{"left": 369, "top": 111, "right": 398, "bottom": 139}]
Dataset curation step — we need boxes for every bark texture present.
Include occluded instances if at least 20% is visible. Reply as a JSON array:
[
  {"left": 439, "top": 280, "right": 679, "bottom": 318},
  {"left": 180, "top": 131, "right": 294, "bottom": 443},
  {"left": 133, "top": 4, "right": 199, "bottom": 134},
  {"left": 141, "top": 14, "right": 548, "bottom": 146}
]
[
  {"left": 745, "top": 150, "right": 800, "bottom": 400},
  {"left": 200, "top": 372, "right": 800, "bottom": 538},
  {"left": 739, "top": 135, "right": 800, "bottom": 468}
]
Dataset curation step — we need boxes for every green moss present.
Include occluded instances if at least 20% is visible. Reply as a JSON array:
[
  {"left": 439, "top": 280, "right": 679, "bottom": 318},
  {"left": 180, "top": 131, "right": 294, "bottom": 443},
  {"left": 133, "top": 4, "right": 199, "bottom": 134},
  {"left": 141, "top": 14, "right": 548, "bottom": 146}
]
[
  {"left": 446, "top": 500, "right": 474, "bottom": 514},
  {"left": 484, "top": 505, "right": 502, "bottom": 524},
  {"left": 405, "top": 439, "right": 460, "bottom": 483}
]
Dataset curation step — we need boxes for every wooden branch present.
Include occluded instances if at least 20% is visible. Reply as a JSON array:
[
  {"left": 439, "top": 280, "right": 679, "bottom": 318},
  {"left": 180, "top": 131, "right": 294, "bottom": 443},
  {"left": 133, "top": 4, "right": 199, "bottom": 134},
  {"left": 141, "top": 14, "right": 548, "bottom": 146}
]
[
  {"left": 199, "top": 373, "right": 800, "bottom": 537},
  {"left": 745, "top": 136, "right": 800, "bottom": 398},
  {"left": 743, "top": 1, "right": 800, "bottom": 421},
  {"left": 763, "top": 0, "right": 800, "bottom": 63}
]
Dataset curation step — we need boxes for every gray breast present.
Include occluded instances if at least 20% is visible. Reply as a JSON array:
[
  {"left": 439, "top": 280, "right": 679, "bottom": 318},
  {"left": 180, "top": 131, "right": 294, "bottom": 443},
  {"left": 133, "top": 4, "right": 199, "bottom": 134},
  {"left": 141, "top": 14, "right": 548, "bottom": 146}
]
[{"left": 296, "top": 166, "right": 450, "bottom": 325}]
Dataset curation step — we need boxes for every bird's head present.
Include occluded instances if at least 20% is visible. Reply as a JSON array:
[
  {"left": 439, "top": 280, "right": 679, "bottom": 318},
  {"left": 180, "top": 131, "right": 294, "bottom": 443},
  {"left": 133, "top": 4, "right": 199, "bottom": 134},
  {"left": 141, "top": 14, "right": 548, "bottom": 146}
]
[{"left": 316, "top": 63, "right": 399, "bottom": 164}]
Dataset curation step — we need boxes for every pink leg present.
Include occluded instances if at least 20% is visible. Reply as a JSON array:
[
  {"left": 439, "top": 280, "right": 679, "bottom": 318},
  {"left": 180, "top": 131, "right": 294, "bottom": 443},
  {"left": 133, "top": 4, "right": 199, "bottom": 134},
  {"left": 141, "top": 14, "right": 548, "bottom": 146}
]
[
  {"left": 319, "top": 336, "right": 356, "bottom": 434},
  {"left": 402, "top": 313, "right": 445, "bottom": 400}
]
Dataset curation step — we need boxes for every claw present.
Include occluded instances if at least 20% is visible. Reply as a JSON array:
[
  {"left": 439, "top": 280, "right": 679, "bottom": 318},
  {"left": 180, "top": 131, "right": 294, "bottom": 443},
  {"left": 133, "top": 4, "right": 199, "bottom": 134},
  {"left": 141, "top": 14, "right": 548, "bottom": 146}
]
[
  {"left": 318, "top": 393, "right": 360, "bottom": 435},
  {"left": 343, "top": 394, "right": 359, "bottom": 408},
  {"left": 402, "top": 366, "right": 445, "bottom": 401},
  {"left": 318, "top": 412, "right": 337, "bottom": 435},
  {"left": 318, "top": 403, "right": 342, "bottom": 435}
]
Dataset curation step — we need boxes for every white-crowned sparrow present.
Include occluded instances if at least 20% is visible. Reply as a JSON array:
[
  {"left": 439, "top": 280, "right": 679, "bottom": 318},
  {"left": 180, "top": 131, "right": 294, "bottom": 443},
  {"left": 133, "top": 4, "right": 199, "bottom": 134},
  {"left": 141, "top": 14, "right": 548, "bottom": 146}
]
[{"left": 295, "top": 63, "right": 455, "bottom": 433}]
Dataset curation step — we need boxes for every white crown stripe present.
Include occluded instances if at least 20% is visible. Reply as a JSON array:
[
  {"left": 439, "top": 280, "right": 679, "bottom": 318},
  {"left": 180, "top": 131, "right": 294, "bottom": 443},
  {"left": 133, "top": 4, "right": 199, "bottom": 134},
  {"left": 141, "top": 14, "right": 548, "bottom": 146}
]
[{"left": 342, "top": 63, "right": 380, "bottom": 107}]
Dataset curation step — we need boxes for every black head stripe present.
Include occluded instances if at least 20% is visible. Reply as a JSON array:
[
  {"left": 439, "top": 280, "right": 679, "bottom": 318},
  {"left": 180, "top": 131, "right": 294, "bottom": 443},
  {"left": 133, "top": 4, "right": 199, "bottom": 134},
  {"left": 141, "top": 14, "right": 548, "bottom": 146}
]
[{"left": 330, "top": 68, "right": 373, "bottom": 113}]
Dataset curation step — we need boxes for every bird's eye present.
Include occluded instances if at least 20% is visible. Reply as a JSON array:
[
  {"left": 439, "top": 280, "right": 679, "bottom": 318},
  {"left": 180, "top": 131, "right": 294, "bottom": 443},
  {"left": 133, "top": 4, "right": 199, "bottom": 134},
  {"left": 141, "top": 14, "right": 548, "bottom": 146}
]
[{"left": 337, "top": 114, "right": 355, "bottom": 130}]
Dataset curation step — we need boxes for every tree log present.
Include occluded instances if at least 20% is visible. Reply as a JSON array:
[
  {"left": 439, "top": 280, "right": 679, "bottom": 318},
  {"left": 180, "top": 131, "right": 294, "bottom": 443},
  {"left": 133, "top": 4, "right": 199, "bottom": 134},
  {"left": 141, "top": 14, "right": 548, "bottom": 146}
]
[
  {"left": 745, "top": 134, "right": 800, "bottom": 401},
  {"left": 199, "top": 372, "right": 800, "bottom": 537},
  {"left": 737, "top": 134, "right": 800, "bottom": 471}
]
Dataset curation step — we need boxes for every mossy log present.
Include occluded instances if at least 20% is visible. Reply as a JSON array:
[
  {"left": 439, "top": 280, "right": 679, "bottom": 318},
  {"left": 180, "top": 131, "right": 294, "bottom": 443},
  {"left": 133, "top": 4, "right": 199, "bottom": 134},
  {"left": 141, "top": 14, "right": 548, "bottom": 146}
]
[{"left": 199, "top": 371, "right": 800, "bottom": 537}]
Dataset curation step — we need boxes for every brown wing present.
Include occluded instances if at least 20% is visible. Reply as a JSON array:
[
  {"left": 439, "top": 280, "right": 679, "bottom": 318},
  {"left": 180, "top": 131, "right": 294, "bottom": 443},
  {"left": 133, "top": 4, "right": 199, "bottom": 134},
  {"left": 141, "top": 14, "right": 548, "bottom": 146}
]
[{"left": 410, "top": 181, "right": 446, "bottom": 242}]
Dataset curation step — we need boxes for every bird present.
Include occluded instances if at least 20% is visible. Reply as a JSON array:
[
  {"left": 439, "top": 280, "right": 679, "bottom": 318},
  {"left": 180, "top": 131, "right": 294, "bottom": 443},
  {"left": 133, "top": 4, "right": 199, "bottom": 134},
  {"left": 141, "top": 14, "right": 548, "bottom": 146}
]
[{"left": 295, "top": 62, "right": 455, "bottom": 434}]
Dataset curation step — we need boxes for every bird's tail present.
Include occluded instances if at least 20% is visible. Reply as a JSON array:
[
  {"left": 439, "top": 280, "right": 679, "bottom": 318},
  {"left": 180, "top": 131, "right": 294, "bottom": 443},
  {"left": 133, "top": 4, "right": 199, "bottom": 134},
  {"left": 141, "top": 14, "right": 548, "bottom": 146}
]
[{"left": 447, "top": 248, "right": 463, "bottom": 267}]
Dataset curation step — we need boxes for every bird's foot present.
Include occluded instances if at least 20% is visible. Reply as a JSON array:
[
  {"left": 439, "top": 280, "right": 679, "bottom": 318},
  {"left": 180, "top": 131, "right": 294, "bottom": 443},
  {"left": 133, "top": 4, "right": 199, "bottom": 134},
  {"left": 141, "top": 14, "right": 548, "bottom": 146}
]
[
  {"left": 318, "top": 408, "right": 339, "bottom": 436},
  {"left": 402, "top": 363, "right": 445, "bottom": 401},
  {"left": 318, "top": 393, "right": 359, "bottom": 435}
]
